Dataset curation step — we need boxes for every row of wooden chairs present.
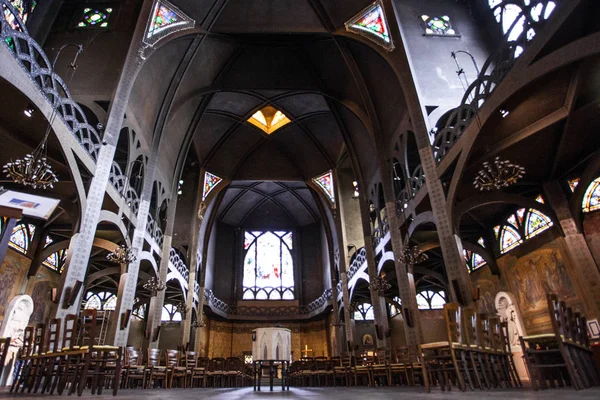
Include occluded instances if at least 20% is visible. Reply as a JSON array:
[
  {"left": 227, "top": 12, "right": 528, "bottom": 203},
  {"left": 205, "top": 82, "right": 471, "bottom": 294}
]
[
  {"left": 421, "top": 303, "right": 522, "bottom": 392},
  {"left": 520, "top": 294, "right": 600, "bottom": 390},
  {"left": 10, "top": 309, "right": 121, "bottom": 396},
  {"left": 288, "top": 349, "right": 428, "bottom": 389},
  {"left": 122, "top": 348, "right": 252, "bottom": 389}
]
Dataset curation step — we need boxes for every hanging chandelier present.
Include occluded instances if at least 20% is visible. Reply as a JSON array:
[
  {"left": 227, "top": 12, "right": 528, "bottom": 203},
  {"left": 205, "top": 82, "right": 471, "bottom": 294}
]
[
  {"left": 175, "top": 300, "right": 188, "bottom": 317},
  {"left": 397, "top": 245, "right": 428, "bottom": 266},
  {"left": 368, "top": 276, "right": 392, "bottom": 296},
  {"left": 3, "top": 144, "right": 58, "bottom": 190},
  {"left": 191, "top": 316, "right": 207, "bottom": 328},
  {"left": 3, "top": 43, "right": 84, "bottom": 190},
  {"left": 106, "top": 243, "right": 136, "bottom": 265},
  {"left": 473, "top": 157, "right": 525, "bottom": 191},
  {"left": 143, "top": 276, "right": 166, "bottom": 296}
]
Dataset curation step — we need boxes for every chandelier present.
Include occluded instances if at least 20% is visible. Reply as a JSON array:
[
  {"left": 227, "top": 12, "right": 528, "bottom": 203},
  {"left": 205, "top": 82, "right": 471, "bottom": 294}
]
[
  {"left": 368, "top": 276, "right": 392, "bottom": 296},
  {"left": 175, "top": 300, "right": 188, "bottom": 317},
  {"left": 3, "top": 145, "right": 58, "bottom": 190},
  {"left": 473, "top": 157, "right": 525, "bottom": 191},
  {"left": 191, "top": 316, "right": 207, "bottom": 328},
  {"left": 143, "top": 277, "right": 166, "bottom": 296},
  {"left": 106, "top": 243, "right": 136, "bottom": 265},
  {"left": 397, "top": 245, "right": 428, "bottom": 266}
]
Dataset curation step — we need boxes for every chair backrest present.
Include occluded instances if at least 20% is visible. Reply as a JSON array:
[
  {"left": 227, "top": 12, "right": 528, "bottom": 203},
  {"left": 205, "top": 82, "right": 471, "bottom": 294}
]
[
  {"left": 46, "top": 318, "right": 60, "bottom": 353},
  {"left": 32, "top": 323, "right": 45, "bottom": 355},
  {"left": 443, "top": 303, "right": 463, "bottom": 344},
  {"left": 147, "top": 348, "right": 162, "bottom": 367},
  {"left": 21, "top": 326, "right": 34, "bottom": 357},
  {"left": 375, "top": 348, "right": 390, "bottom": 364},
  {"left": 197, "top": 356, "right": 209, "bottom": 369},
  {"left": 574, "top": 313, "right": 590, "bottom": 347},
  {"left": 210, "top": 357, "right": 225, "bottom": 371},
  {"left": 394, "top": 346, "right": 410, "bottom": 364},
  {"left": 129, "top": 348, "right": 142, "bottom": 367},
  {"left": 547, "top": 294, "right": 568, "bottom": 341},
  {"left": 0, "top": 337, "right": 10, "bottom": 368},
  {"left": 314, "top": 358, "right": 328, "bottom": 371},
  {"left": 227, "top": 357, "right": 243, "bottom": 372},
  {"left": 185, "top": 351, "right": 197, "bottom": 368},
  {"left": 461, "top": 307, "right": 479, "bottom": 347},
  {"left": 78, "top": 308, "right": 98, "bottom": 348},
  {"left": 479, "top": 314, "right": 493, "bottom": 349},
  {"left": 330, "top": 356, "right": 342, "bottom": 367},
  {"left": 500, "top": 321, "right": 512, "bottom": 353},
  {"left": 62, "top": 313, "right": 78, "bottom": 350},
  {"left": 166, "top": 349, "right": 180, "bottom": 368},
  {"left": 489, "top": 317, "right": 504, "bottom": 351}
]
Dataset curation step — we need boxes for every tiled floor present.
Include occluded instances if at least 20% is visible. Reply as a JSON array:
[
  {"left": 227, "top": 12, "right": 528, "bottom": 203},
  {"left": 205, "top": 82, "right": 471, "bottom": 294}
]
[{"left": 2, "top": 386, "right": 600, "bottom": 399}]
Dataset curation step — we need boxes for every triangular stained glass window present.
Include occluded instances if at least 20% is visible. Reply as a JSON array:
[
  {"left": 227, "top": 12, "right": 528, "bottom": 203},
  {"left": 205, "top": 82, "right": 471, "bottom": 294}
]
[
  {"left": 202, "top": 171, "right": 222, "bottom": 201},
  {"left": 312, "top": 171, "right": 335, "bottom": 205},
  {"left": 525, "top": 209, "right": 553, "bottom": 239},
  {"left": 143, "top": 0, "right": 194, "bottom": 47},
  {"left": 345, "top": 0, "right": 394, "bottom": 51},
  {"left": 583, "top": 178, "right": 600, "bottom": 213},
  {"left": 500, "top": 225, "right": 523, "bottom": 254}
]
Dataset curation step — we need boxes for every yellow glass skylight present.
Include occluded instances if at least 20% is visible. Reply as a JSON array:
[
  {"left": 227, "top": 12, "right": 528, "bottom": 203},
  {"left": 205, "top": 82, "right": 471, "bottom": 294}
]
[{"left": 247, "top": 106, "right": 291, "bottom": 135}]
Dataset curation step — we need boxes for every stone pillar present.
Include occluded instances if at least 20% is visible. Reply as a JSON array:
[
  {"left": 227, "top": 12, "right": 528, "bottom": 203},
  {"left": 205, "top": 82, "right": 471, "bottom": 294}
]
[
  {"left": 54, "top": 0, "right": 154, "bottom": 323},
  {"left": 145, "top": 234, "right": 172, "bottom": 348},
  {"left": 544, "top": 181, "right": 600, "bottom": 319}
]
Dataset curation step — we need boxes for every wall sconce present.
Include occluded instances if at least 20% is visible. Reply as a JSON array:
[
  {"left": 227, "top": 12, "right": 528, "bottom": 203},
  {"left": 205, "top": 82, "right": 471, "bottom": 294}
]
[
  {"left": 352, "top": 181, "right": 359, "bottom": 198},
  {"left": 63, "top": 280, "right": 82, "bottom": 309},
  {"left": 120, "top": 310, "right": 131, "bottom": 330}
]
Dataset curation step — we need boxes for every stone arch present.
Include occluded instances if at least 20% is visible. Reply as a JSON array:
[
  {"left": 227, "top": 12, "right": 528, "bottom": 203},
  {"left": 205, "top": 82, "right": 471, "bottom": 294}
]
[{"left": 495, "top": 291, "right": 527, "bottom": 348}]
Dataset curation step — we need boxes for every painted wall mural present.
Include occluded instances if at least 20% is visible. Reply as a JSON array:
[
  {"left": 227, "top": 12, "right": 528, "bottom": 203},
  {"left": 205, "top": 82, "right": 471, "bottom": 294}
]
[{"left": 0, "top": 250, "right": 29, "bottom": 323}]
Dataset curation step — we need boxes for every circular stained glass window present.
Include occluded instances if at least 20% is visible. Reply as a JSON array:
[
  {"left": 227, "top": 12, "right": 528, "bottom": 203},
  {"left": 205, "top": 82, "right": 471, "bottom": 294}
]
[
  {"left": 423, "top": 15, "right": 456, "bottom": 36},
  {"left": 78, "top": 7, "right": 113, "bottom": 28}
]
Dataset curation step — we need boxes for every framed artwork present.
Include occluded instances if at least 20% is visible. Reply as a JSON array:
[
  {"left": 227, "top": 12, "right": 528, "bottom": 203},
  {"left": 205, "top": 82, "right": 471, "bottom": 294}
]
[
  {"left": 588, "top": 319, "right": 600, "bottom": 339},
  {"left": 362, "top": 333, "right": 374, "bottom": 347}
]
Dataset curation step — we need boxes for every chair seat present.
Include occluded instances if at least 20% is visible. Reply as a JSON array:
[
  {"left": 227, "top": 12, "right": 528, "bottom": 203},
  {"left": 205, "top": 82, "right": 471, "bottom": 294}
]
[
  {"left": 521, "top": 333, "right": 555, "bottom": 341},
  {"left": 94, "top": 345, "right": 119, "bottom": 351}
]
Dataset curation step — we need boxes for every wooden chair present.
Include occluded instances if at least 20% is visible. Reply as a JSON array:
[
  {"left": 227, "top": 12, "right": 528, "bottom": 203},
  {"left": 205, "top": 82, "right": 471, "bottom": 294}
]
[
  {"left": 520, "top": 294, "right": 579, "bottom": 390},
  {"left": 123, "top": 348, "right": 146, "bottom": 389},
  {"left": 312, "top": 357, "right": 334, "bottom": 386},
  {"left": 421, "top": 303, "right": 471, "bottom": 391},
  {"left": 10, "top": 325, "right": 35, "bottom": 393},
  {"left": 53, "top": 313, "right": 81, "bottom": 395},
  {"left": 146, "top": 349, "right": 167, "bottom": 388},
  {"left": 355, "top": 354, "right": 373, "bottom": 386},
  {"left": 0, "top": 337, "right": 10, "bottom": 386},
  {"left": 39, "top": 318, "right": 61, "bottom": 394},
  {"left": 409, "top": 345, "right": 430, "bottom": 392},
  {"left": 499, "top": 320, "right": 522, "bottom": 388},
  {"left": 390, "top": 347, "right": 411, "bottom": 386},
  {"left": 207, "top": 357, "right": 226, "bottom": 387},
  {"left": 192, "top": 356, "right": 209, "bottom": 387},
  {"left": 166, "top": 349, "right": 186, "bottom": 388},
  {"left": 225, "top": 357, "right": 245, "bottom": 387},
  {"left": 371, "top": 348, "right": 391, "bottom": 386},
  {"left": 462, "top": 308, "right": 489, "bottom": 390},
  {"left": 19, "top": 323, "right": 46, "bottom": 393},
  {"left": 331, "top": 356, "right": 348, "bottom": 386}
]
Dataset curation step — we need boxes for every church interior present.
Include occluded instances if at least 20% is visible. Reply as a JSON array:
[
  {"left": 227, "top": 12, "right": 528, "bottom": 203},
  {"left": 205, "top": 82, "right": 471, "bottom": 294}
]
[{"left": 1, "top": 0, "right": 600, "bottom": 398}]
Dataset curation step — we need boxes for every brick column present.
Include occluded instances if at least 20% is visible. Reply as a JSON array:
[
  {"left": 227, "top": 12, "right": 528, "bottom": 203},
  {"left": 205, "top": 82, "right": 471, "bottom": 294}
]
[
  {"left": 55, "top": 0, "right": 154, "bottom": 323},
  {"left": 544, "top": 181, "right": 600, "bottom": 319}
]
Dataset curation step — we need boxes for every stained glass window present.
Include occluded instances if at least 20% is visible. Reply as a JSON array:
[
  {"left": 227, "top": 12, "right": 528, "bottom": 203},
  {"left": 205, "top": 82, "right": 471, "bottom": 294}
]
[
  {"left": 345, "top": 0, "right": 394, "bottom": 51},
  {"left": 389, "top": 296, "right": 402, "bottom": 318},
  {"left": 247, "top": 106, "right": 291, "bottom": 135},
  {"left": 312, "top": 171, "right": 335, "bottom": 205},
  {"left": 161, "top": 304, "right": 182, "bottom": 322},
  {"left": 500, "top": 225, "right": 523, "bottom": 254},
  {"left": 487, "top": 0, "right": 556, "bottom": 57},
  {"left": 525, "top": 209, "right": 553, "bottom": 239},
  {"left": 493, "top": 225, "right": 501, "bottom": 239},
  {"left": 202, "top": 171, "right": 222, "bottom": 201},
  {"left": 464, "top": 249, "right": 487, "bottom": 273},
  {"left": 2, "top": 0, "right": 37, "bottom": 31},
  {"left": 354, "top": 303, "right": 374, "bottom": 320},
  {"left": 77, "top": 7, "right": 112, "bottom": 28},
  {"left": 477, "top": 237, "right": 485, "bottom": 248},
  {"left": 421, "top": 15, "right": 458, "bottom": 36},
  {"left": 568, "top": 178, "right": 580, "bottom": 193},
  {"left": 8, "top": 223, "right": 34, "bottom": 254},
  {"left": 416, "top": 290, "right": 446, "bottom": 310},
  {"left": 144, "top": 0, "right": 194, "bottom": 46},
  {"left": 43, "top": 249, "right": 67, "bottom": 273},
  {"left": 583, "top": 178, "right": 600, "bottom": 213},
  {"left": 516, "top": 208, "right": 526, "bottom": 225},
  {"left": 535, "top": 194, "right": 545, "bottom": 204},
  {"left": 133, "top": 303, "right": 146, "bottom": 320},
  {"left": 84, "top": 291, "right": 117, "bottom": 310},
  {"left": 242, "top": 231, "right": 294, "bottom": 300},
  {"left": 44, "top": 235, "right": 53, "bottom": 247}
]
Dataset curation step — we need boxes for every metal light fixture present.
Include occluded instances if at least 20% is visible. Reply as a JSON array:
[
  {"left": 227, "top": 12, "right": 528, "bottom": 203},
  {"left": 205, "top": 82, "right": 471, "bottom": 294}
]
[
  {"left": 175, "top": 300, "right": 188, "bottom": 317},
  {"left": 368, "top": 276, "right": 392, "bottom": 296},
  {"left": 3, "top": 44, "right": 83, "bottom": 190},
  {"left": 24, "top": 104, "right": 35, "bottom": 118},
  {"left": 473, "top": 157, "right": 525, "bottom": 191},
  {"left": 397, "top": 245, "right": 428, "bottom": 266},
  {"left": 191, "top": 316, "right": 207, "bottom": 328},
  {"left": 143, "top": 276, "right": 166, "bottom": 296},
  {"left": 106, "top": 243, "right": 136, "bottom": 265}
]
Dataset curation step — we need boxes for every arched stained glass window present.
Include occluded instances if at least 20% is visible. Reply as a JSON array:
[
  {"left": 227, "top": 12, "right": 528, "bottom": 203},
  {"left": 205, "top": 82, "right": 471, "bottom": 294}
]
[
  {"left": 354, "top": 303, "right": 375, "bottom": 320},
  {"left": 242, "top": 231, "right": 294, "bottom": 300},
  {"left": 416, "top": 290, "right": 446, "bottom": 310},
  {"left": 161, "top": 304, "right": 182, "bottom": 322},
  {"left": 525, "top": 209, "right": 553, "bottom": 239},
  {"left": 389, "top": 296, "right": 402, "bottom": 318},
  {"left": 500, "top": 225, "right": 523, "bottom": 254},
  {"left": 8, "top": 223, "right": 35, "bottom": 254},
  {"left": 43, "top": 249, "right": 67, "bottom": 273},
  {"left": 583, "top": 177, "right": 600, "bottom": 213},
  {"left": 84, "top": 291, "right": 117, "bottom": 310}
]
